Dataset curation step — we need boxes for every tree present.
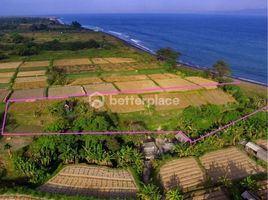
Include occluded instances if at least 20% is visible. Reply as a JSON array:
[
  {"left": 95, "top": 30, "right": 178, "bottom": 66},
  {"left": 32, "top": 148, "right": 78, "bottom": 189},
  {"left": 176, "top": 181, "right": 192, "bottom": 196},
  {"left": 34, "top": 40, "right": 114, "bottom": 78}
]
[
  {"left": 137, "top": 183, "right": 162, "bottom": 200},
  {"left": 71, "top": 21, "right": 82, "bottom": 28},
  {"left": 211, "top": 60, "right": 231, "bottom": 77},
  {"left": 166, "top": 189, "right": 184, "bottom": 200},
  {"left": 156, "top": 47, "right": 181, "bottom": 71}
]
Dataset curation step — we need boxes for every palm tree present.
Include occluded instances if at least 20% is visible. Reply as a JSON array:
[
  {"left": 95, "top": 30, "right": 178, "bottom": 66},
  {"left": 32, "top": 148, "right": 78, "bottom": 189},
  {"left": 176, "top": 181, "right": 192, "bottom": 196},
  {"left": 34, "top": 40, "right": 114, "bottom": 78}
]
[
  {"left": 166, "top": 189, "right": 184, "bottom": 200},
  {"left": 137, "top": 183, "right": 162, "bottom": 200}
]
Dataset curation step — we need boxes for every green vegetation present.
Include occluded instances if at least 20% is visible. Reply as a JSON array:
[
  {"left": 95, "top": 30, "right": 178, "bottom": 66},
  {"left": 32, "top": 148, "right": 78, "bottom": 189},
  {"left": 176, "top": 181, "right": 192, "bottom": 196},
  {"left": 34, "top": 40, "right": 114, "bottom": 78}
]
[{"left": 211, "top": 60, "right": 231, "bottom": 77}]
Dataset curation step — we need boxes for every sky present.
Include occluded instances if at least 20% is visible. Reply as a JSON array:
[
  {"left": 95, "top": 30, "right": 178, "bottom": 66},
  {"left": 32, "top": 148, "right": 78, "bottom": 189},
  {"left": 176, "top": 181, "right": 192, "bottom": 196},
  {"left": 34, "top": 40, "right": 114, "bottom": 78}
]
[{"left": 0, "top": 0, "right": 266, "bottom": 16}]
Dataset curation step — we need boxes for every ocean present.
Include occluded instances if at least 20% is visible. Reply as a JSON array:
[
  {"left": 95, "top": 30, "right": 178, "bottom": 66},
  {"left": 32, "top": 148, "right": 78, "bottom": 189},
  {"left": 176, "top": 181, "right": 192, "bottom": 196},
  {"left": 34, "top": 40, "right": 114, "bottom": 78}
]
[{"left": 59, "top": 14, "right": 267, "bottom": 85}]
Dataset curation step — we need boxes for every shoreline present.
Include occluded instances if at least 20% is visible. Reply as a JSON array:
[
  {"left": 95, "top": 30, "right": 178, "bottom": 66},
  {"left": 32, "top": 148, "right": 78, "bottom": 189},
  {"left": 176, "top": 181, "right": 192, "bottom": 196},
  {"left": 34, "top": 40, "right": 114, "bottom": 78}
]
[{"left": 55, "top": 17, "right": 267, "bottom": 88}]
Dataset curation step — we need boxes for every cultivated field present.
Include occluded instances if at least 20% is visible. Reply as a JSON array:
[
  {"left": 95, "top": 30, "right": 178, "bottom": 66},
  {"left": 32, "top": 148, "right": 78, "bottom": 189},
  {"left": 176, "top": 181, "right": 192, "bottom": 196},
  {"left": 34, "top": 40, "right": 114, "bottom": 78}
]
[
  {"left": 104, "top": 57, "right": 135, "bottom": 63},
  {"left": 184, "top": 91, "right": 208, "bottom": 106},
  {"left": 0, "top": 62, "right": 21, "bottom": 69},
  {"left": 115, "top": 80, "right": 160, "bottom": 93},
  {"left": 200, "top": 147, "right": 265, "bottom": 183},
  {"left": 130, "top": 63, "right": 160, "bottom": 70},
  {"left": 148, "top": 73, "right": 179, "bottom": 80},
  {"left": 103, "top": 74, "right": 148, "bottom": 82},
  {"left": 185, "top": 187, "right": 229, "bottom": 200},
  {"left": 48, "top": 86, "right": 84, "bottom": 97},
  {"left": 38, "top": 165, "right": 138, "bottom": 199},
  {"left": 256, "top": 140, "right": 268, "bottom": 151},
  {"left": 0, "top": 195, "right": 44, "bottom": 200},
  {"left": 99, "top": 63, "right": 135, "bottom": 72},
  {"left": 155, "top": 78, "right": 199, "bottom": 92},
  {"left": 142, "top": 93, "right": 190, "bottom": 111},
  {"left": 17, "top": 70, "right": 46, "bottom": 77},
  {"left": 20, "top": 61, "right": 50, "bottom": 68},
  {"left": 14, "top": 76, "right": 47, "bottom": 89},
  {"left": 83, "top": 83, "right": 119, "bottom": 94},
  {"left": 15, "top": 76, "right": 47, "bottom": 83},
  {"left": 105, "top": 94, "right": 145, "bottom": 113},
  {"left": 0, "top": 89, "right": 10, "bottom": 102},
  {"left": 159, "top": 157, "right": 206, "bottom": 192},
  {"left": 0, "top": 78, "right": 11, "bottom": 84},
  {"left": 53, "top": 58, "right": 91, "bottom": 66},
  {"left": 56, "top": 65, "right": 97, "bottom": 74},
  {"left": 201, "top": 89, "right": 235, "bottom": 105},
  {"left": 0, "top": 72, "right": 15, "bottom": 78},
  {"left": 257, "top": 179, "right": 268, "bottom": 200},
  {"left": 91, "top": 58, "right": 110, "bottom": 64},
  {"left": 69, "top": 77, "right": 103, "bottom": 85},
  {"left": 185, "top": 77, "right": 218, "bottom": 90},
  {"left": 10, "top": 88, "right": 45, "bottom": 100}
]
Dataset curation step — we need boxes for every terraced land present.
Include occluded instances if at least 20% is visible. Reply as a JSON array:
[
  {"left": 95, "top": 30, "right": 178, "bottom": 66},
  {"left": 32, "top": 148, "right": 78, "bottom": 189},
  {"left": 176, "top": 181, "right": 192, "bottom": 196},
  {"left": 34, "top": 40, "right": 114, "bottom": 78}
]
[
  {"left": 48, "top": 86, "right": 84, "bottom": 97},
  {"left": 53, "top": 58, "right": 91, "bottom": 66},
  {"left": 103, "top": 74, "right": 149, "bottom": 82},
  {"left": 185, "top": 77, "right": 218, "bottom": 90},
  {"left": 99, "top": 63, "right": 135, "bottom": 72},
  {"left": 20, "top": 61, "right": 50, "bottom": 69},
  {"left": 91, "top": 58, "right": 110, "bottom": 64},
  {"left": 69, "top": 77, "right": 104, "bottom": 85},
  {"left": 0, "top": 195, "right": 44, "bottom": 200},
  {"left": 0, "top": 62, "right": 21, "bottom": 69},
  {"left": 10, "top": 88, "right": 45, "bottom": 100},
  {"left": 257, "top": 179, "right": 268, "bottom": 200},
  {"left": 115, "top": 80, "right": 160, "bottom": 93},
  {"left": 38, "top": 165, "right": 138, "bottom": 199},
  {"left": 154, "top": 78, "right": 199, "bottom": 92},
  {"left": 14, "top": 76, "right": 47, "bottom": 90},
  {"left": 0, "top": 89, "right": 10, "bottom": 102},
  {"left": 17, "top": 70, "right": 46, "bottom": 77},
  {"left": 159, "top": 157, "right": 206, "bottom": 192},
  {"left": 185, "top": 187, "right": 229, "bottom": 200},
  {"left": 83, "top": 83, "right": 118, "bottom": 94},
  {"left": 56, "top": 65, "right": 98, "bottom": 74},
  {"left": 200, "top": 147, "right": 265, "bottom": 183},
  {"left": 201, "top": 89, "right": 236, "bottom": 105},
  {"left": 104, "top": 57, "right": 135, "bottom": 63}
]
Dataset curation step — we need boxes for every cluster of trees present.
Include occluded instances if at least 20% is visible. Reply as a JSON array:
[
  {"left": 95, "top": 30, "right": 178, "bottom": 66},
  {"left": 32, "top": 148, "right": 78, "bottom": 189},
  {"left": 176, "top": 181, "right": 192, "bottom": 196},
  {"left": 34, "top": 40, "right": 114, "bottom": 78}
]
[
  {"left": 47, "top": 67, "right": 67, "bottom": 86},
  {"left": 12, "top": 99, "right": 144, "bottom": 184}
]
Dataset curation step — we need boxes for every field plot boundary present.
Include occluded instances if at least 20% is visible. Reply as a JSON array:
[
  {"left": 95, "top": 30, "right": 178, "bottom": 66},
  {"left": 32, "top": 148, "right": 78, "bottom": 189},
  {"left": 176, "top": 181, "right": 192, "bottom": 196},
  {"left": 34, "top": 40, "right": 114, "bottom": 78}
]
[{"left": 3, "top": 80, "right": 264, "bottom": 143}]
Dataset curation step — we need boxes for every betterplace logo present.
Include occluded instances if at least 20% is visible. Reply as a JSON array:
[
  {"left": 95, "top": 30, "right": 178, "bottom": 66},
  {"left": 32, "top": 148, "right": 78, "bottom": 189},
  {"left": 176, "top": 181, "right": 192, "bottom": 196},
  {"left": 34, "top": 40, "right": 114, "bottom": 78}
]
[{"left": 88, "top": 92, "right": 105, "bottom": 109}]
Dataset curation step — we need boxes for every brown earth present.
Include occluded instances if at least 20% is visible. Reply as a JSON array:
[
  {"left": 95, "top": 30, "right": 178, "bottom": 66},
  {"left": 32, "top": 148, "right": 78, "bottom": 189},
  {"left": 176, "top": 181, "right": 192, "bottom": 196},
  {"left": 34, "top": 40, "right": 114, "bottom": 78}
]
[
  {"left": 21, "top": 61, "right": 50, "bottom": 68},
  {"left": 115, "top": 80, "right": 160, "bottom": 93},
  {"left": 155, "top": 78, "right": 199, "bottom": 92},
  {"left": 0, "top": 62, "right": 22, "bottom": 69},
  {"left": 103, "top": 75, "right": 148, "bottom": 82},
  {"left": 185, "top": 77, "right": 218, "bottom": 90},
  {"left": 48, "top": 86, "right": 84, "bottom": 97},
  {"left": 69, "top": 77, "right": 104, "bottom": 85},
  {"left": 53, "top": 58, "right": 91, "bottom": 66},
  {"left": 201, "top": 89, "right": 235, "bottom": 105},
  {"left": 83, "top": 83, "right": 119, "bottom": 94},
  {"left": 10, "top": 88, "right": 45, "bottom": 100}
]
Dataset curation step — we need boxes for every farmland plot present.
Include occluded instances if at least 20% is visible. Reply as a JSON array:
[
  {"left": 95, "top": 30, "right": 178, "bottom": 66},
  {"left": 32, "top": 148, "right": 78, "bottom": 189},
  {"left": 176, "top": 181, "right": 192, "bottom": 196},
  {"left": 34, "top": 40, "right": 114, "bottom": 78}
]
[
  {"left": 0, "top": 195, "right": 44, "bottom": 200},
  {"left": 56, "top": 65, "right": 97, "bottom": 74},
  {"left": 104, "top": 57, "right": 135, "bottom": 63},
  {"left": 99, "top": 63, "right": 135, "bottom": 72},
  {"left": 17, "top": 70, "right": 46, "bottom": 77},
  {"left": 103, "top": 75, "right": 148, "bottom": 82},
  {"left": 115, "top": 80, "right": 160, "bottom": 93},
  {"left": 130, "top": 63, "right": 160, "bottom": 70},
  {"left": 38, "top": 165, "right": 138, "bottom": 199},
  {"left": 10, "top": 88, "right": 45, "bottom": 100},
  {"left": 0, "top": 78, "right": 10, "bottom": 84},
  {"left": 185, "top": 187, "right": 229, "bottom": 200},
  {"left": 0, "top": 62, "right": 21, "bottom": 69},
  {"left": 185, "top": 77, "right": 218, "bottom": 90},
  {"left": 155, "top": 78, "right": 199, "bottom": 92},
  {"left": 159, "top": 158, "right": 206, "bottom": 191},
  {"left": 200, "top": 147, "right": 265, "bottom": 183},
  {"left": 15, "top": 76, "right": 47, "bottom": 83},
  {"left": 0, "top": 89, "right": 10, "bottom": 102},
  {"left": 257, "top": 179, "right": 268, "bottom": 200},
  {"left": 53, "top": 58, "right": 91, "bottom": 66},
  {"left": 91, "top": 58, "right": 110, "bottom": 64},
  {"left": 105, "top": 94, "right": 145, "bottom": 113},
  {"left": 83, "top": 83, "right": 118, "bottom": 94},
  {"left": 142, "top": 93, "right": 190, "bottom": 111},
  {"left": 148, "top": 73, "right": 179, "bottom": 80},
  {"left": 184, "top": 92, "right": 208, "bottom": 107},
  {"left": 14, "top": 76, "right": 47, "bottom": 89},
  {"left": 70, "top": 77, "right": 103, "bottom": 85},
  {"left": 21, "top": 61, "right": 50, "bottom": 68},
  {"left": 201, "top": 89, "right": 235, "bottom": 105},
  {"left": 48, "top": 86, "right": 84, "bottom": 97},
  {"left": 0, "top": 72, "right": 15, "bottom": 78}
]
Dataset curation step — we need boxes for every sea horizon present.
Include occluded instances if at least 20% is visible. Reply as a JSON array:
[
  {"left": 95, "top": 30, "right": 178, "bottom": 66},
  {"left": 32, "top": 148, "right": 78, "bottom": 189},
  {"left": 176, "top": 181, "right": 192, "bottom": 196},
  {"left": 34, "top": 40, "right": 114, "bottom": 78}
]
[{"left": 59, "top": 13, "right": 267, "bottom": 85}]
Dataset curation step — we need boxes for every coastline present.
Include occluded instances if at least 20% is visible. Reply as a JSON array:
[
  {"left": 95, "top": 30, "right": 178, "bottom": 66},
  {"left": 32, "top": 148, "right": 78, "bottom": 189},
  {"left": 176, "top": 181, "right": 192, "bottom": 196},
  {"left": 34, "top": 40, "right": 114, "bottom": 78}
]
[{"left": 55, "top": 17, "right": 267, "bottom": 88}]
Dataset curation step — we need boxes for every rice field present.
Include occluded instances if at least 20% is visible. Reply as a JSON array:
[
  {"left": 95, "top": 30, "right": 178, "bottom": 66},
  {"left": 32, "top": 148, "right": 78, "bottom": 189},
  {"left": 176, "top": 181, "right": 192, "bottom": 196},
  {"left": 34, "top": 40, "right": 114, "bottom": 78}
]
[
  {"left": 69, "top": 77, "right": 103, "bottom": 85},
  {"left": 104, "top": 57, "right": 135, "bottom": 63},
  {"left": 185, "top": 77, "right": 218, "bottom": 90},
  {"left": 83, "top": 83, "right": 119, "bottom": 94},
  {"left": 38, "top": 165, "right": 138, "bottom": 199},
  {"left": 48, "top": 86, "right": 84, "bottom": 97},
  {"left": 0, "top": 78, "right": 11, "bottom": 84},
  {"left": 159, "top": 157, "right": 206, "bottom": 192},
  {"left": 201, "top": 89, "right": 235, "bottom": 105},
  {"left": 184, "top": 92, "right": 208, "bottom": 107},
  {"left": 0, "top": 89, "right": 10, "bottom": 102},
  {"left": 103, "top": 74, "right": 148, "bottom": 82},
  {"left": 155, "top": 78, "right": 199, "bottom": 92},
  {"left": 148, "top": 73, "right": 178, "bottom": 80},
  {"left": 115, "top": 80, "right": 160, "bottom": 93},
  {"left": 199, "top": 147, "right": 265, "bottom": 183},
  {"left": 56, "top": 65, "right": 97, "bottom": 74},
  {"left": 10, "top": 88, "right": 45, "bottom": 100},
  {"left": 99, "top": 63, "right": 135, "bottom": 72},
  {"left": 0, "top": 72, "right": 15, "bottom": 78},
  {"left": 21, "top": 60, "right": 50, "bottom": 68},
  {"left": 14, "top": 76, "right": 47, "bottom": 89},
  {"left": 0, "top": 195, "right": 43, "bottom": 200},
  {"left": 15, "top": 76, "right": 47, "bottom": 83},
  {"left": 53, "top": 58, "right": 91, "bottom": 66},
  {"left": 105, "top": 94, "right": 145, "bottom": 113},
  {"left": 142, "top": 93, "right": 190, "bottom": 111},
  {"left": 17, "top": 70, "right": 46, "bottom": 77},
  {"left": 91, "top": 58, "right": 110, "bottom": 64},
  {"left": 185, "top": 187, "right": 229, "bottom": 200},
  {"left": 0, "top": 62, "right": 21, "bottom": 69}
]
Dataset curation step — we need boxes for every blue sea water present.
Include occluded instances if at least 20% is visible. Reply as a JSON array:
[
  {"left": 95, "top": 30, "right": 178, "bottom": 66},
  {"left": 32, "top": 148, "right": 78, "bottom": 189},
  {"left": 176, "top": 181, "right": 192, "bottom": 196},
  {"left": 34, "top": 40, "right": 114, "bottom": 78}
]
[{"left": 60, "top": 14, "right": 267, "bottom": 84}]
